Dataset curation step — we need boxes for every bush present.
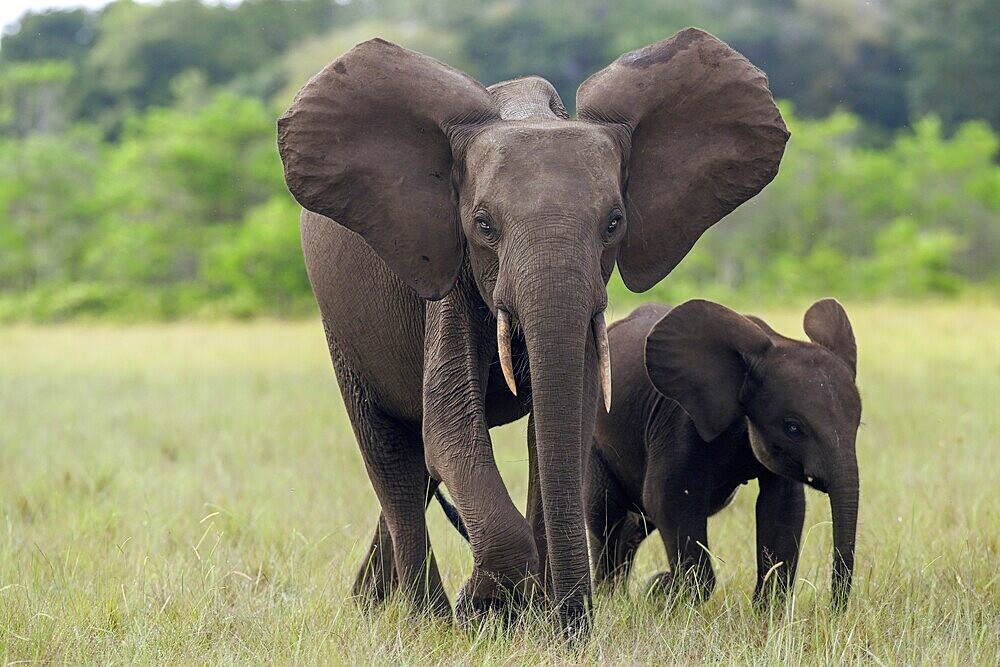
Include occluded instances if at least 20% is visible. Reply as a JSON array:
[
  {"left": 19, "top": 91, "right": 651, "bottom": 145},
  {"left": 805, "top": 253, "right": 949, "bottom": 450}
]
[
  {"left": 616, "top": 106, "right": 996, "bottom": 310},
  {"left": 203, "top": 196, "right": 313, "bottom": 317},
  {"left": 0, "top": 96, "right": 997, "bottom": 320}
]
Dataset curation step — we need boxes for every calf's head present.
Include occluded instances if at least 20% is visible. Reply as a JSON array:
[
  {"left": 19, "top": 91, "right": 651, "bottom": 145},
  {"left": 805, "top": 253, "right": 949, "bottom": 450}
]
[{"left": 644, "top": 298, "right": 861, "bottom": 607}]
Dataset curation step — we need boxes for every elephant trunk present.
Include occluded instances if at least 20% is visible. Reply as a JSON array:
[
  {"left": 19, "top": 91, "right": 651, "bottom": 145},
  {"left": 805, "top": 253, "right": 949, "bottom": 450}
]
[
  {"left": 828, "top": 454, "right": 859, "bottom": 610},
  {"left": 500, "top": 308, "right": 610, "bottom": 412},
  {"left": 522, "top": 305, "right": 593, "bottom": 632},
  {"left": 510, "top": 274, "right": 602, "bottom": 635}
]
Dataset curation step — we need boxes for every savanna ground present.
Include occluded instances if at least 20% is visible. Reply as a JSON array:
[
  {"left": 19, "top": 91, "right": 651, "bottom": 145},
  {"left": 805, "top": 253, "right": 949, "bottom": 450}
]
[{"left": 0, "top": 301, "right": 996, "bottom": 665}]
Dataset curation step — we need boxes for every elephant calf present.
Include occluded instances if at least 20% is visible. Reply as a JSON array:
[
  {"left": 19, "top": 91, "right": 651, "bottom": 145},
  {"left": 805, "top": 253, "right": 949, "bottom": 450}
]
[{"left": 586, "top": 299, "right": 861, "bottom": 608}]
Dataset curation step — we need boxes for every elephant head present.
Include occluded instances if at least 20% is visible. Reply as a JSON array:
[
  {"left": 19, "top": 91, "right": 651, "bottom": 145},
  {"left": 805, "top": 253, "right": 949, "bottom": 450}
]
[
  {"left": 645, "top": 298, "right": 861, "bottom": 608},
  {"left": 277, "top": 29, "right": 788, "bottom": 626}
]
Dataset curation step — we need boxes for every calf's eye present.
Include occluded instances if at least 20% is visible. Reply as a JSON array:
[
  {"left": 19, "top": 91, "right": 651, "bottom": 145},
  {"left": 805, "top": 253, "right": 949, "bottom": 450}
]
[{"left": 783, "top": 419, "right": 805, "bottom": 439}]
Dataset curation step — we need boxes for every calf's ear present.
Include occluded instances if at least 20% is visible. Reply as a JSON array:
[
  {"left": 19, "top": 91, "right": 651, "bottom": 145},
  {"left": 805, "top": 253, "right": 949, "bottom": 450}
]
[
  {"left": 645, "top": 300, "right": 773, "bottom": 441},
  {"left": 804, "top": 298, "right": 857, "bottom": 377}
]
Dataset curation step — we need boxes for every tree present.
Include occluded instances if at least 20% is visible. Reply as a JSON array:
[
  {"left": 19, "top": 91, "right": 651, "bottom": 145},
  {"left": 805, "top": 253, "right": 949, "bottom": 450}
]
[
  {"left": 722, "top": 0, "right": 909, "bottom": 130},
  {"left": 0, "top": 61, "right": 74, "bottom": 135},
  {"left": 900, "top": 0, "right": 1000, "bottom": 131},
  {"left": 74, "top": 0, "right": 343, "bottom": 134},
  {"left": 0, "top": 127, "right": 103, "bottom": 289},
  {"left": 83, "top": 91, "right": 283, "bottom": 288},
  {"left": 0, "top": 9, "right": 95, "bottom": 64}
]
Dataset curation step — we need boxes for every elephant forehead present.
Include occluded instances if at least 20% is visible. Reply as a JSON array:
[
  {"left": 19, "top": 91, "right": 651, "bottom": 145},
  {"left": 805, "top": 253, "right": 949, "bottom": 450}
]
[
  {"left": 757, "top": 346, "right": 862, "bottom": 425},
  {"left": 467, "top": 121, "right": 622, "bottom": 187}
]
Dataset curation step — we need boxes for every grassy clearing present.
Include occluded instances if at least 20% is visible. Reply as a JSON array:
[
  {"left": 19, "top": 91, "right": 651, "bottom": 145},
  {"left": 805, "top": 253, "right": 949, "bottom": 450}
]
[{"left": 0, "top": 302, "right": 996, "bottom": 664}]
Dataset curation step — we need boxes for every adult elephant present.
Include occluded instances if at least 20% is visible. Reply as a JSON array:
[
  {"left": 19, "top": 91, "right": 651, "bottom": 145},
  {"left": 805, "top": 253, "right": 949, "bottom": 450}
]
[{"left": 277, "top": 28, "right": 788, "bottom": 634}]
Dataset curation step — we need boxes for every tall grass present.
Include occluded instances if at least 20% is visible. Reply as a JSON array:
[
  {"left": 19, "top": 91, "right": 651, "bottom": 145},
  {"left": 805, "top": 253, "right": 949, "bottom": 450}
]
[{"left": 0, "top": 302, "right": 996, "bottom": 664}]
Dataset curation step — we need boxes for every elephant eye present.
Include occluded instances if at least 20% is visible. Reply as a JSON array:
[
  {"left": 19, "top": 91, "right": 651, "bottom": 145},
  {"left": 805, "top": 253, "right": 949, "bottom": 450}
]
[
  {"left": 783, "top": 419, "right": 806, "bottom": 440},
  {"left": 474, "top": 211, "right": 495, "bottom": 237},
  {"left": 605, "top": 209, "right": 623, "bottom": 236}
]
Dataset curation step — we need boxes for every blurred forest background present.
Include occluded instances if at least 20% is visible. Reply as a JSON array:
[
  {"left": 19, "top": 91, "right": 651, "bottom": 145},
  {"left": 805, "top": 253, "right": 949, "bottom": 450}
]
[{"left": 0, "top": 0, "right": 997, "bottom": 320}]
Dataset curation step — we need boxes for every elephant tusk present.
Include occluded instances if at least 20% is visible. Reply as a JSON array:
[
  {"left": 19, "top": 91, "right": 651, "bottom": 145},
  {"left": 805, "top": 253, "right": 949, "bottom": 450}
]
[
  {"left": 593, "top": 312, "right": 612, "bottom": 412},
  {"left": 497, "top": 309, "right": 517, "bottom": 396}
]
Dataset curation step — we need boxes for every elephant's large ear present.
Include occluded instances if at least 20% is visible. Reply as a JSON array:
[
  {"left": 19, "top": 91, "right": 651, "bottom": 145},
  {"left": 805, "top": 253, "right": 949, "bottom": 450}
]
[
  {"left": 645, "top": 300, "right": 773, "bottom": 441},
  {"left": 804, "top": 298, "right": 857, "bottom": 377},
  {"left": 577, "top": 28, "right": 789, "bottom": 292},
  {"left": 278, "top": 39, "right": 499, "bottom": 300}
]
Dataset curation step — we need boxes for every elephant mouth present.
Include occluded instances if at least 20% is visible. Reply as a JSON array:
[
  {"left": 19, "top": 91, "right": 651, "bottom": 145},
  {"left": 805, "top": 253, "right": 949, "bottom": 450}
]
[
  {"left": 788, "top": 458, "right": 829, "bottom": 493},
  {"left": 496, "top": 308, "right": 612, "bottom": 412},
  {"left": 805, "top": 475, "right": 829, "bottom": 493}
]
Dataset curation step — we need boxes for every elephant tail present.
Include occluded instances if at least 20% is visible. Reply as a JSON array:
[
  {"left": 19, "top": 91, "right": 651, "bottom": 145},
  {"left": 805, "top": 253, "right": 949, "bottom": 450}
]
[{"left": 433, "top": 488, "right": 469, "bottom": 542}]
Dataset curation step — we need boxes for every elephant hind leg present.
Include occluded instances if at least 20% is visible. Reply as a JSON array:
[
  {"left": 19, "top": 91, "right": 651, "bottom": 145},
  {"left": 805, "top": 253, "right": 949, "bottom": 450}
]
[
  {"left": 352, "top": 513, "right": 396, "bottom": 608},
  {"left": 349, "top": 409, "right": 449, "bottom": 616},
  {"left": 617, "top": 512, "right": 653, "bottom": 578},
  {"left": 587, "top": 449, "right": 648, "bottom": 590},
  {"left": 333, "top": 350, "right": 450, "bottom": 617}
]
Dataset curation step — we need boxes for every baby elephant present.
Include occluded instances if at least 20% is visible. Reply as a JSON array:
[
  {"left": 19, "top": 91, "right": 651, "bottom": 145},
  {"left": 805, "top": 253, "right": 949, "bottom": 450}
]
[{"left": 586, "top": 299, "right": 861, "bottom": 608}]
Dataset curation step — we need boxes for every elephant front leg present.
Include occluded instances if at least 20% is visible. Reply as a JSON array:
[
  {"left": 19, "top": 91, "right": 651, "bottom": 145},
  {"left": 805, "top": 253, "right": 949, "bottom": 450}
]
[
  {"left": 753, "top": 471, "right": 806, "bottom": 608},
  {"left": 647, "top": 488, "right": 715, "bottom": 602},
  {"left": 423, "top": 296, "right": 540, "bottom": 623}
]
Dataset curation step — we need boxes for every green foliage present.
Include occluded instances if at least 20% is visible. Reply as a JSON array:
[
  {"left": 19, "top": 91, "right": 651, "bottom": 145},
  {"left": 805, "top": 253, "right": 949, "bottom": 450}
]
[
  {"left": 723, "top": 0, "right": 909, "bottom": 128},
  {"left": 4, "top": 0, "right": 1000, "bottom": 134},
  {"left": 2, "top": 0, "right": 344, "bottom": 136},
  {"left": 82, "top": 92, "right": 281, "bottom": 293},
  {"left": 899, "top": 0, "right": 1000, "bottom": 132},
  {"left": 0, "top": 94, "right": 996, "bottom": 321},
  {"left": 0, "top": 61, "right": 75, "bottom": 134},
  {"left": 0, "top": 91, "right": 311, "bottom": 321},
  {"left": 0, "top": 8, "right": 94, "bottom": 63},
  {"left": 275, "top": 20, "right": 474, "bottom": 109},
  {"left": 0, "top": 126, "right": 103, "bottom": 290},
  {"left": 203, "top": 197, "right": 313, "bottom": 317},
  {"left": 618, "top": 106, "right": 997, "bottom": 310},
  {"left": 1, "top": 0, "right": 1000, "bottom": 320}
]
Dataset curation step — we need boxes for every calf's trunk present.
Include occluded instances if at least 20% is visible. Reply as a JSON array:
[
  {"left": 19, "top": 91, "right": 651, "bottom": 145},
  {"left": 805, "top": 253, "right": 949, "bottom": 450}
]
[{"left": 829, "top": 455, "right": 859, "bottom": 610}]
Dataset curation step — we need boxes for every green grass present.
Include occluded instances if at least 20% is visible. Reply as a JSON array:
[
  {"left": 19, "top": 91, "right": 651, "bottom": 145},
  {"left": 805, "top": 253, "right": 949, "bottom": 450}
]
[{"left": 0, "top": 302, "right": 997, "bottom": 664}]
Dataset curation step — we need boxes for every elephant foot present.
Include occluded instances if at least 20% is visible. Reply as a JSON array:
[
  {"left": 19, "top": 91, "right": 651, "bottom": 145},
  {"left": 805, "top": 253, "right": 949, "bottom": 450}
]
[
  {"left": 644, "top": 571, "right": 676, "bottom": 598},
  {"left": 351, "top": 550, "right": 451, "bottom": 619},
  {"left": 353, "top": 578, "right": 452, "bottom": 619},
  {"left": 645, "top": 570, "right": 713, "bottom": 605},
  {"left": 351, "top": 562, "right": 395, "bottom": 613},
  {"left": 351, "top": 521, "right": 397, "bottom": 612},
  {"left": 454, "top": 571, "right": 541, "bottom": 630},
  {"left": 752, "top": 583, "right": 791, "bottom": 614}
]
